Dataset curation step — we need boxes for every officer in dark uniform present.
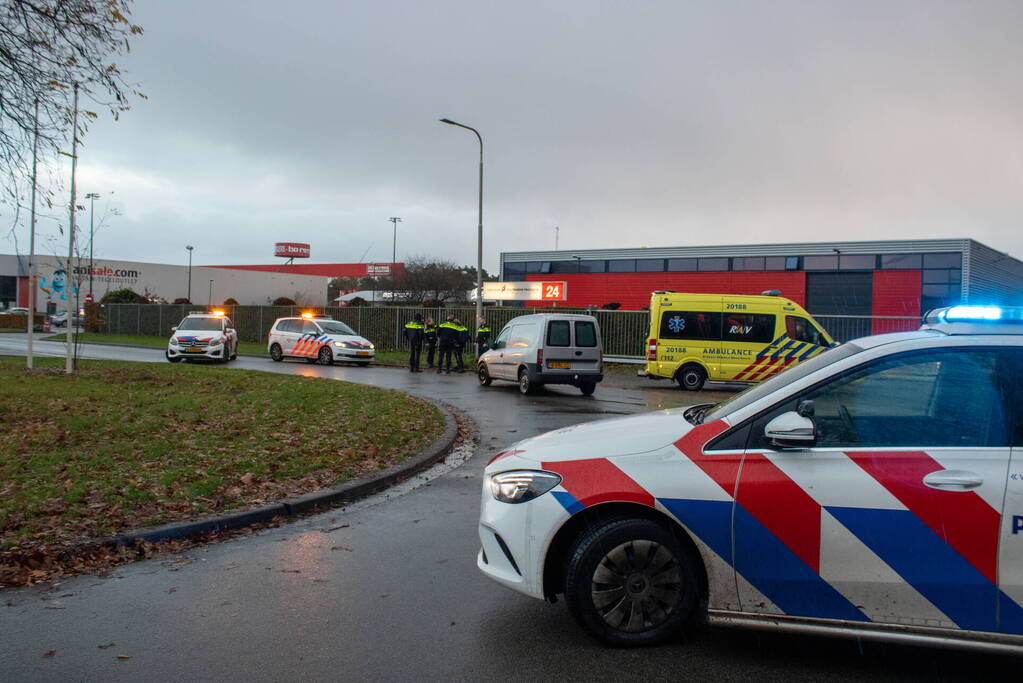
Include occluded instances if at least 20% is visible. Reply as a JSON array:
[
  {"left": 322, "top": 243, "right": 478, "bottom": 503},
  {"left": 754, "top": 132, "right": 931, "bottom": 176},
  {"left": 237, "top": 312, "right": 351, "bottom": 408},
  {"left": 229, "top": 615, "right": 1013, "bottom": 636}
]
[
  {"left": 475, "top": 316, "right": 491, "bottom": 359},
  {"left": 423, "top": 317, "right": 437, "bottom": 368},
  {"left": 437, "top": 315, "right": 457, "bottom": 374},
  {"left": 452, "top": 318, "right": 468, "bottom": 372},
  {"left": 404, "top": 313, "right": 425, "bottom": 372}
]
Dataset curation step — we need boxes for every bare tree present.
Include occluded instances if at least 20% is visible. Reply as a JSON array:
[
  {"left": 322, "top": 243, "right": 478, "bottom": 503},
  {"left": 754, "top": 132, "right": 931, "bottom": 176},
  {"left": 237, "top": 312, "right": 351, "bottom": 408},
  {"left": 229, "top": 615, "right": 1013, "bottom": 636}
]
[
  {"left": 390, "top": 256, "right": 470, "bottom": 303},
  {"left": 0, "top": 0, "right": 144, "bottom": 208}
]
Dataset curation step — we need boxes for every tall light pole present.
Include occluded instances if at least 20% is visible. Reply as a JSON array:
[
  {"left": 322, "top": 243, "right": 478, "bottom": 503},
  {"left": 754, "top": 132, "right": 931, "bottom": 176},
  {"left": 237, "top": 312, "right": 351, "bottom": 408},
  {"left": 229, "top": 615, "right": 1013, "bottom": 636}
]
[
  {"left": 84, "top": 192, "right": 100, "bottom": 297},
  {"left": 185, "top": 245, "right": 194, "bottom": 302},
  {"left": 439, "top": 117, "right": 484, "bottom": 323},
  {"left": 389, "top": 217, "right": 402, "bottom": 266}
]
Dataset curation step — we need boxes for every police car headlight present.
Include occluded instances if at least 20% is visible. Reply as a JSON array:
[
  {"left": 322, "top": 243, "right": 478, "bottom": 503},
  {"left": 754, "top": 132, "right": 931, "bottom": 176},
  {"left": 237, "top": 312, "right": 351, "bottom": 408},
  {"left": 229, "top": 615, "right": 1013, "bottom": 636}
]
[
  {"left": 333, "top": 341, "right": 353, "bottom": 348},
  {"left": 169, "top": 338, "right": 179, "bottom": 347},
  {"left": 488, "top": 470, "right": 562, "bottom": 504}
]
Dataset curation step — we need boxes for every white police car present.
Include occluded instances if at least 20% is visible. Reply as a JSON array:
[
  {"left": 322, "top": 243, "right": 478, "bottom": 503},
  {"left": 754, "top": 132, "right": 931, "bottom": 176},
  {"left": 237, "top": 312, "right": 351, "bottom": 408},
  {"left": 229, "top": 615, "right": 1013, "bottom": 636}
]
[
  {"left": 479, "top": 306, "right": 1023, "bottom": 652},
  {"left": 166, "top": 311, "right": 238, "bottom": 363},
  {"left": 267, "top": 313, "right": 375, "bottom": 365}
]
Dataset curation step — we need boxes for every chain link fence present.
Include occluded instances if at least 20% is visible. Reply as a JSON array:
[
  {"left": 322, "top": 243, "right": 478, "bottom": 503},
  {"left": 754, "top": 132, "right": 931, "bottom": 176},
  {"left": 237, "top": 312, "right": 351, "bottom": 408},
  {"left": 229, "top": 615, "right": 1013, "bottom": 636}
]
[{"left": 98, "top": 304, "right": 921, "bottom": 358}]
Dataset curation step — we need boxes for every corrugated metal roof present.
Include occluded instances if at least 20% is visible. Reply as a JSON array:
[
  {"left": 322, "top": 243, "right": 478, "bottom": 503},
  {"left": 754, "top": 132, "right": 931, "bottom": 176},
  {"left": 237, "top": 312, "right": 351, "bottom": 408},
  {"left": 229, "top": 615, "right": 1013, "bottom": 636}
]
[{"left": 501, "top": 238, "right": 974, "bottom": 263}]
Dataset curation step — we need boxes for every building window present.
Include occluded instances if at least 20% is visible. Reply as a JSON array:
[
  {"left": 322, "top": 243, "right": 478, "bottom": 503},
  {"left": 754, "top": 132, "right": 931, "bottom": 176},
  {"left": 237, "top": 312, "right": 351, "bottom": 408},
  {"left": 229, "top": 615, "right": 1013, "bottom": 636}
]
[
  {"left": 922, "top": 269, "right": 961, "bottom": 284},
  {"left": 504, "top": 262, "right": 526, "bottom": 275},
  {"left": 764, "top": 256, "right": 787, "bottom": 270},
  {"left": 803, "top": 255, "right": 839, "bottom": 270},
  {"left": 636, "top": 259, "right": 665, "bottom": 272},
  {"left": 697, "top": 257, "right": 729, "bottom": 271},
  {"left": 923, "top": 253, "right": 962, "bottom": 269},
  {"left": 733, "top": 256, "right": 765, "bottom": 271},
  {"left": 880, "top": 254, "right": 922, "bottom": 269},
  {"left": 839, "top": 254, "right": 876, "bottom": 270},
  {"left": 785, "top": 256, "right": 800, "bottom": 270},
  {"left": 666, "top": 258, "right": 697, "bottom": 272},
  {"left": 526, "top": 262, "right": 549, "bottom": 274},
  {"left": 549, "top": 260, "right": 579, "bottom": 274},
  {"left": 608, "top": 259, "right": 636, "bottom": 273},
  {"left": 577, "top": 260, "right": 606, "bottom": 273}
]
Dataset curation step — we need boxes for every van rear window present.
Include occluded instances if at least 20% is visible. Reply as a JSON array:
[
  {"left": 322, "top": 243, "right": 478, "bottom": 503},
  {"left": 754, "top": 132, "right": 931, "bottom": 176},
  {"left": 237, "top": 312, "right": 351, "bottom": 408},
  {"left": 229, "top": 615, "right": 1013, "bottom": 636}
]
[
  {"left": 723, "top": 313, "right": 776, "bottom": 344},
  {"left": 575, "top": 321, "right": 597, "bottom": 347},
  {"left": 659, "top": 311, "right": 722, "bottom": 340},
  {"left": 547, "top": 320, "right": 570, "bottom": 347}
]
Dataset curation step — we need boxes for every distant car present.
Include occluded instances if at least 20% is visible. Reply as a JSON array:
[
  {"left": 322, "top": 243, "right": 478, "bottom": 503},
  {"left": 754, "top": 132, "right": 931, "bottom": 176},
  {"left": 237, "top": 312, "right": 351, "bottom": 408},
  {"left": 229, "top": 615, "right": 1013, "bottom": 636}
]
[
  {"left": 479, "top": 305, "right": 1023, "bottom": 652},
  {"left": 477, "top": 314, "right": 604, "bottom": 395},
  {"left": 49, "top": 310, "right": 83, "bottom": 327},
  {"left": 267, "top": 315, "right": 375, "bottom": 365},
  {"left": 166, "top": 312, "right": 238, "bottom": 363},
  {"left": 2, "top": 307, "right": 30, "bottom": 315}
]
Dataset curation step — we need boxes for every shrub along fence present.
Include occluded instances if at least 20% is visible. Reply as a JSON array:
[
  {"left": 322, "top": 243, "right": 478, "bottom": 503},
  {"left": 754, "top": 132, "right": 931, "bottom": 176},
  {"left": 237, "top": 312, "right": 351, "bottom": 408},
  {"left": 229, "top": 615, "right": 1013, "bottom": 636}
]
[{"left": 97, "top": 304, "right": 920, "bottom": 358}]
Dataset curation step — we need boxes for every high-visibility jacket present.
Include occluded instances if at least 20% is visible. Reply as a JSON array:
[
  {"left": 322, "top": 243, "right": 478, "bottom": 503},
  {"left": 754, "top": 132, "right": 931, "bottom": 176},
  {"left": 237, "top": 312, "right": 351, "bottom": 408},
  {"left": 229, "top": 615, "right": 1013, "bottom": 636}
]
[
  {"left": 404, "top": 321, "right": 424, "bottom": 344},
  {"left": 475, "top": 326, "right": 491, "bottom": 345},
  {"left": 424, "top": 325, "right": 437, "bottom": 345},
  {"left": 438, "top": 321, "right": 459, "bottom": 346},
  {"left": 453, "top": 323, "right": 469, "bottom": 346}
]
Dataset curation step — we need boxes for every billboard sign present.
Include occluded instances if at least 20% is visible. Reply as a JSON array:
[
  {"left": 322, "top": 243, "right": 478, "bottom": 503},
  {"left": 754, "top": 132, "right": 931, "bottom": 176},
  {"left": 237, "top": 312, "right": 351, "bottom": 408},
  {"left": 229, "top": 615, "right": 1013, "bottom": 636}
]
[
  {"left": 274, "top": 242, "right": 311, "bottom": 259},
  {"left": 482, "top": 281, "right": 567, "bottom": 302},
  {"left": 366, "top": 264, "right": 392, "bottom": 276}
]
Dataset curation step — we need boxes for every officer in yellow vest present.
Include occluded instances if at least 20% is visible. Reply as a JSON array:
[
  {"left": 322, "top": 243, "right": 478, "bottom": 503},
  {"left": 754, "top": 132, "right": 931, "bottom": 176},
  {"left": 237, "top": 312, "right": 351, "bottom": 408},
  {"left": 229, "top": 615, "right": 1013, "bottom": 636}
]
[
  {"left": 437, "top": 315, "right": 458, "bottom": 374},
  {"left": 452, "top": 318, "right": 468, "bottom": 372},
  {"left": 424, "top": 317, "right": 438, "bottom": 368},
  {"left": 475, "top": 316, "right": 491, "bottom": 359},
  {"left": 404, "top": 313, "right": 425, "bottom": 372}
]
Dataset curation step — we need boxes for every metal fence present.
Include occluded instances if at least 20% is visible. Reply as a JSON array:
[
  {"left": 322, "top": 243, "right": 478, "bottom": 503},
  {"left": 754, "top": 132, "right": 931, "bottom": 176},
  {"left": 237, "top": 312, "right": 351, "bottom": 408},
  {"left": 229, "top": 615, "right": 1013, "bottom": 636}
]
[{"left": 98, "top": 304, "right": 922, "bottom": 357}]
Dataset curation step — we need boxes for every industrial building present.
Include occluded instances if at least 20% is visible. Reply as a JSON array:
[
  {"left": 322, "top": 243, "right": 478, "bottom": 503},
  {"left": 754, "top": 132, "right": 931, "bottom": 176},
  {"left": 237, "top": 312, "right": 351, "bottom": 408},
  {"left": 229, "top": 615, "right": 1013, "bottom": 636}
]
[{"left": 500, "top": 238, "right": 1023, "bottom": 323}]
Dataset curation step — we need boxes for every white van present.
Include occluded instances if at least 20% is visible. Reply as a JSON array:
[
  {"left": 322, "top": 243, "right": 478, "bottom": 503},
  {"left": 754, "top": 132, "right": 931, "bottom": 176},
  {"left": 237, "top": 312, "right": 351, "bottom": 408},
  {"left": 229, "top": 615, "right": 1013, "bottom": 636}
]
[{"left": 477, "top": 314, "right": 603, "bottom": 395}]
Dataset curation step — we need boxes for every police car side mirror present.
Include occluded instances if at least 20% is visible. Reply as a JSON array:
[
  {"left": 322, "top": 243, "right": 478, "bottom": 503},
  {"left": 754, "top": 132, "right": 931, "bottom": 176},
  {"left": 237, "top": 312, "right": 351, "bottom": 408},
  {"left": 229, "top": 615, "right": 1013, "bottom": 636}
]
[
  {"left": 764, "top": 411, "right": 816, "bottom": 449},
  {"left": 171, "top": 326, "right": 177, "bottom": 332}
]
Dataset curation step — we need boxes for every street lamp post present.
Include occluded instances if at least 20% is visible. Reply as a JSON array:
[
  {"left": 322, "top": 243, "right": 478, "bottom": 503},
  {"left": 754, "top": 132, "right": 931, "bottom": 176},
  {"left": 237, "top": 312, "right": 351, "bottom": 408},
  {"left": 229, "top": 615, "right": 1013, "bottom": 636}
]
[
  {"left": 185, "top": 245, "right": 194, "bottom": 302},
  {"left": 439, "top": 117, "right": 484, "bottom": 323},
  {"left": 84, "top": 192, "right": 100, "bottom": 297},
  {"left": 389, "top": 217, "right": 402, "bottom": 265}
]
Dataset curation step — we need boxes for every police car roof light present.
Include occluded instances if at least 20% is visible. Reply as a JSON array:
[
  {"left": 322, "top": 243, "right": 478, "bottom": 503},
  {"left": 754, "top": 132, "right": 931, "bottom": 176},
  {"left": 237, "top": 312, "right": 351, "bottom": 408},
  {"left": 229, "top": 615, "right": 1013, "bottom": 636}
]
[
  {"left": 925, "top": 305, "right": 1023, "bottom": 325},
  {"left": 211, "top": 310, "right": 225, "bottom": 316},
  {"left": 301, "top": 312, "right": 314, "bottom": 319}
]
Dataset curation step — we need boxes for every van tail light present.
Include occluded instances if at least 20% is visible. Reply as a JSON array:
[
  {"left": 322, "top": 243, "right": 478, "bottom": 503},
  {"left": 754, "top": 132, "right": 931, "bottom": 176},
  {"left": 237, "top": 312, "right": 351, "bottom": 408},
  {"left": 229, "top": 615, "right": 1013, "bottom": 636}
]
[
  {"left": 647, "top": 338, "right": 657, "bottom": 361},
  {"left": 537, "top": 348, "right": 544, "bottom": 366}
]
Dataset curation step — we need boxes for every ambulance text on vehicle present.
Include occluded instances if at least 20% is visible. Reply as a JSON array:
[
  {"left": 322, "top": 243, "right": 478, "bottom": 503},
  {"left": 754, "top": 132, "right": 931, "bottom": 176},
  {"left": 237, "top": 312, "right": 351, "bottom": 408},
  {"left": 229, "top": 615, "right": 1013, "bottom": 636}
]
[{"left": 646, "top": 291, "right": 835, "bottom": 390}]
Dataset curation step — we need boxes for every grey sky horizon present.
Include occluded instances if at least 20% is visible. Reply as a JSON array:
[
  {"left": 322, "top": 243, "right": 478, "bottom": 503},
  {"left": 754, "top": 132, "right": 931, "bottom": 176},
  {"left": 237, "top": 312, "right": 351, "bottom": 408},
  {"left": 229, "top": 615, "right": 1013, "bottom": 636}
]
[{"left": 3, "top": 0, "right": 1022, "bottom": 274}]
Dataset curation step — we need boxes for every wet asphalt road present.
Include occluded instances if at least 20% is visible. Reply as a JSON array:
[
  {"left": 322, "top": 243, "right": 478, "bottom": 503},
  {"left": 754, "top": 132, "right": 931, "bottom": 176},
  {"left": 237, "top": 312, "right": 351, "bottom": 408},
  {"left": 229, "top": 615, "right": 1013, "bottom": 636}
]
[{"left": 1, "top": 337, "right": 1018, "bottom": 681}]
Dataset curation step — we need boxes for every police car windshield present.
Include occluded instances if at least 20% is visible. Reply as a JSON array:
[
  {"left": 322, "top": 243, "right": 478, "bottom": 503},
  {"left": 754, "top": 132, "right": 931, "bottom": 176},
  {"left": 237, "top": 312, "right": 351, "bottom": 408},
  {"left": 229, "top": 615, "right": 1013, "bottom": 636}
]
[
  {"left": 317, "top": 320, "right": 356, "bottom": 335},
  {"left": 701, "top": 342, "right": 864, "bottom": 424},
  {"left": 177, "top": 318, "right": 222, "bottom": 331}
]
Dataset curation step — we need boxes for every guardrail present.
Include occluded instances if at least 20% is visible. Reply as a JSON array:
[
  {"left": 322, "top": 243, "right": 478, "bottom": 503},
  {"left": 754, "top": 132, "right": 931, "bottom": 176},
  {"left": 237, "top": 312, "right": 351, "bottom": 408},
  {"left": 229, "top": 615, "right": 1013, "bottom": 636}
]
[{"left": 97, "top": 304, "right": 921, "bottom": 357}]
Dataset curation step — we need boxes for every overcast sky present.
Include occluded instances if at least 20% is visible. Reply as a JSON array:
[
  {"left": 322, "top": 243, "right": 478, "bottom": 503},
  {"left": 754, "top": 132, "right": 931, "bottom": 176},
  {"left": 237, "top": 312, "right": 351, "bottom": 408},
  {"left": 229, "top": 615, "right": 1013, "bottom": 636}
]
[{"left": 4, "top": 0, "right": 1023, "bottom": 272}]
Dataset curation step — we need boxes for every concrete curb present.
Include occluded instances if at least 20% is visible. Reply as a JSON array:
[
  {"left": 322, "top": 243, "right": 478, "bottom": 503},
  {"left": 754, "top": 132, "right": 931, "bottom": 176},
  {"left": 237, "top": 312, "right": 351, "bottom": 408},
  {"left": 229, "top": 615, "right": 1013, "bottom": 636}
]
[{"left": 105, "top": 399, "right": 459, "bottom": 546}]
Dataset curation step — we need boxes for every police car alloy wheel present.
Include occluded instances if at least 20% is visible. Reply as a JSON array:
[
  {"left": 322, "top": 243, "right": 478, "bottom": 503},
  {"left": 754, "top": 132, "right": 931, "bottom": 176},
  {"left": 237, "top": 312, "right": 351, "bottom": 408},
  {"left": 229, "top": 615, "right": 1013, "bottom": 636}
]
[
  {"left": 478, "top": 363, "right": 493, "bottom": 386},
  {"left": 270, "top": 343, "right": 283, "bottom": 362},
  {"left": 316, "top": 346, "right": 334, "bottom": 365},
  {"left": 564, "top": 517, "right": 699, "bottom": 646}
]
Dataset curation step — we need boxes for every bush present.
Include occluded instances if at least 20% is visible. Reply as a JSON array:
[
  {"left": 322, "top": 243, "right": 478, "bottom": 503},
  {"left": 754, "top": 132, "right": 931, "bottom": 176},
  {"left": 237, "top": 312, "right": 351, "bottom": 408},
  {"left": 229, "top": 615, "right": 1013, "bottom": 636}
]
[
  {"left": 601, "top": 302, "right": 622, "bottom": 310},
  {"left": 422, "top": 298, "right": 444, "bottom": 308},
  {"left": 172, "top": 297, "right": 191, "bottom": 304},
  {"left": 272, "top": 297, "right": 296, "bottom": 306},
  {"left": 101, "top": 288, "right": 148, "bottom": 304},
  {"left": 222, "top": 298, "right": 239, "bottom": 306}
]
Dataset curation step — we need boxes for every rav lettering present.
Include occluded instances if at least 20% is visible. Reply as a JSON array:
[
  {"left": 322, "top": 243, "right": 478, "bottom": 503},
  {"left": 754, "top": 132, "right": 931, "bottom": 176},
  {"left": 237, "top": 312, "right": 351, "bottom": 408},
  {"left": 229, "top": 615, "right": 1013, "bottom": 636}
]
[{"left": 1014, "top": 516, "right": 1023, "bottom": 535}]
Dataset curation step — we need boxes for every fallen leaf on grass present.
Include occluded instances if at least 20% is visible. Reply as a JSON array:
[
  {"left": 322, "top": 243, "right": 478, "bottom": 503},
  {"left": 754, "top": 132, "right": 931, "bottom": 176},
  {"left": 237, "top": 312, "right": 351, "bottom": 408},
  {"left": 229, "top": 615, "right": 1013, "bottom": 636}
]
[
  {"left": 116, "top": 654, "right": 131, "bottom": 660},
  {"left": 42, "top": 650, "right": 56, "bottom": 658},
  {"left": 166, "top": 587, "right": 177, "bottom": 594}
]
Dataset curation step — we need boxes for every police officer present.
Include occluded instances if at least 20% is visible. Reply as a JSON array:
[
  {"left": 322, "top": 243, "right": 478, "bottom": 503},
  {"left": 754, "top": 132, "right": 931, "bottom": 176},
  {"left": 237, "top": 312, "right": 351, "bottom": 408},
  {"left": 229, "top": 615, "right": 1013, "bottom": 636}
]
[
  {"left": 475, "top": 316, "right": 491, "bottom": 359},
  {"left": 437, "top": 315, "right": 457, "bottom": 374},
  {"left": 404, "top": 313, "right": 425, "bottom": 372},
  {"left": 452, "top": 317, "right": 468, "bottom": 373},
  {"left": 423, "top": 317, "right": 437, "bottom": 368}
]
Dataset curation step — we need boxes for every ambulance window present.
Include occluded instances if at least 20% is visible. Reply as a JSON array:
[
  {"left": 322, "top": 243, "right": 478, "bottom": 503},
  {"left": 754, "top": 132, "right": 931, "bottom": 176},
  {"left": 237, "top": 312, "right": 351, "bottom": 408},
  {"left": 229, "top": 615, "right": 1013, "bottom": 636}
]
[
  {"left": 659, "top": 311, "right": 722, "bottom": 340},
  {"left": 546, "top": 320, "right": 571, "bottom": 347},
  {"left": 786, "top": 316, "right": 826, "bottom": 346},
  {"left": 723, "top": 314, "right": 775, "bottom": 344},
  {"left": 575, "top": 321, "right": 598, "bottom": 347}
]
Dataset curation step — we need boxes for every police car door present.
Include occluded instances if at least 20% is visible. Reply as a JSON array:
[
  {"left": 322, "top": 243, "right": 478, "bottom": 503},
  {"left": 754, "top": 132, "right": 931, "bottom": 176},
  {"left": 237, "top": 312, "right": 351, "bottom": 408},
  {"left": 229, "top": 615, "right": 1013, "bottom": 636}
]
[
  {"left": 998, "top": 348, "right": 1023, "bottom": 636},
  {"left": 735, "top": 347, "right": 1012, "bottom": 633}
]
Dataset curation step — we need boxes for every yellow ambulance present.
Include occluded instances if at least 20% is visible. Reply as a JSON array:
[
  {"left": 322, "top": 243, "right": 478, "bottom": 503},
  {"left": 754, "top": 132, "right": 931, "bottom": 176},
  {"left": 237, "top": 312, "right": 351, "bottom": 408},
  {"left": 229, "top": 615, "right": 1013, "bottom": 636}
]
[{"left": 645, "top": 291, "right": 836, "bottom": 390}]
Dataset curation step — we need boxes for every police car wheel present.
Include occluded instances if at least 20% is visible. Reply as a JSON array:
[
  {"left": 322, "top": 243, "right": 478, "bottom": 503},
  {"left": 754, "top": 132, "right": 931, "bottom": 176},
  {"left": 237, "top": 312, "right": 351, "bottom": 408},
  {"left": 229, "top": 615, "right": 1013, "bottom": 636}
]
[
  {"left": 270, "top": 344, "right": 284, "bottom": 362},
  {"left": 564, "top": 517, "right": 699, "bottom": 647},
  {"left": 316, "top": 346, "right": 334, "bottom": 366},
  {"left": 477, "top": 363, "right": 493, "bottom": 386},
  {"left": 677, "top": 364, "right": 706, "bottom": 391},
  {"left": 166, "top": 352, "right": 182, "bottom": 363}
]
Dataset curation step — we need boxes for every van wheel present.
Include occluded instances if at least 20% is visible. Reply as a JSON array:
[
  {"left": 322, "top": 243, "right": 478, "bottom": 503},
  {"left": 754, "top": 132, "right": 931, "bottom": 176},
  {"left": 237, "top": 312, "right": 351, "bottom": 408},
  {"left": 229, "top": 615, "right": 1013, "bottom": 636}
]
[
  {"left": 677, "top": 364, "right": 706, "bottom": 391},
  {"left": 518, "top": 368, "right": 534, "bottom": 395},
  {"left": 579, "top": 380, "right": 596, "bottom": 396},
  {"left": 564, "top": 517, "right": 701, "bottom": 646},
  {"left": 477, "top": 363, "right": 493, "bottom": 386},
  {"left": 270, "top": 344, "right": 283, "bottom": 362}
]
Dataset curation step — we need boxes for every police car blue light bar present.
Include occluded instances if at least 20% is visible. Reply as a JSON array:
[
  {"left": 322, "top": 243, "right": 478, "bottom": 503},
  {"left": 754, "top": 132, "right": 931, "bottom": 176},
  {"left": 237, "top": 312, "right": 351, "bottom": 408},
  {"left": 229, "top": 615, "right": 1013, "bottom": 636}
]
[{"left": 924, "top": 305, "right": 1023, "bottom": 325}]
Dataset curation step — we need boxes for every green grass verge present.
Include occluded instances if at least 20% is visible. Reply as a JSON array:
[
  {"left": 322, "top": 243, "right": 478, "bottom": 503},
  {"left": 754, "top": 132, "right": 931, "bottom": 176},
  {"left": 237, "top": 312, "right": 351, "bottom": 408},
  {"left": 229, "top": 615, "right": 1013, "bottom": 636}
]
[{"left": 0, "top": 356, "right": 444, "bottom": 552}]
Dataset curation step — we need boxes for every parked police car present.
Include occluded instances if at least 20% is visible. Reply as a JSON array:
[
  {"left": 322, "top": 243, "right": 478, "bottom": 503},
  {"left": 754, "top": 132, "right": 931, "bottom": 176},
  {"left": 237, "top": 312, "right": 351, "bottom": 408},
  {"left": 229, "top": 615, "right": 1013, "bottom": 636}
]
[
  {"left": 267, "top": 313, "right": 375, "bottom": 365},
  {"left": 479, "top": 306, "right": 1023, "bottom": 652},
  {"left": 166, "top": 311, "right": 238, "bottom": 363}
]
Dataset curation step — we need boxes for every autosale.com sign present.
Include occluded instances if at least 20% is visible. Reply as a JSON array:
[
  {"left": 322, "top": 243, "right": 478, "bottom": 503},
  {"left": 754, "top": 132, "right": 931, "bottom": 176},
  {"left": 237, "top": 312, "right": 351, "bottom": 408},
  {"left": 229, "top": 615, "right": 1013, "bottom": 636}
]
[{"left": 274, "top": 242, "right": 311, "bottom": 258}]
